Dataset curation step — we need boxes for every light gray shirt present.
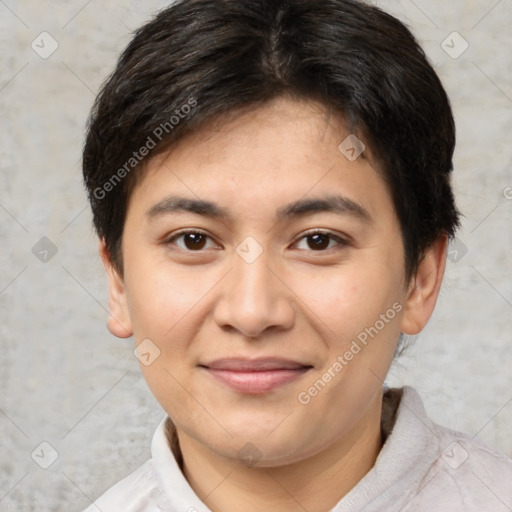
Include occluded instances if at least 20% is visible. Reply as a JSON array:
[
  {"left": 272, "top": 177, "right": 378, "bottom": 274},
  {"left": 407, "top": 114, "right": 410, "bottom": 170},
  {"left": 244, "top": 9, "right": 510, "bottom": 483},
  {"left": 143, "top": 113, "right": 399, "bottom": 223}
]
[{"left": 83, "top": 386, "right": 512, "bottom": 511}]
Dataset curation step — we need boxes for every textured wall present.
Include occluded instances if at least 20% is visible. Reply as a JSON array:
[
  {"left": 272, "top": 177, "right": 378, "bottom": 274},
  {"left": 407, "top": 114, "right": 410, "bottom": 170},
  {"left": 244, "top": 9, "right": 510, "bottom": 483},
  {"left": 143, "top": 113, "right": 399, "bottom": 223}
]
[{"left": 1, "top": 1, "right": 511, "bottom": 510}]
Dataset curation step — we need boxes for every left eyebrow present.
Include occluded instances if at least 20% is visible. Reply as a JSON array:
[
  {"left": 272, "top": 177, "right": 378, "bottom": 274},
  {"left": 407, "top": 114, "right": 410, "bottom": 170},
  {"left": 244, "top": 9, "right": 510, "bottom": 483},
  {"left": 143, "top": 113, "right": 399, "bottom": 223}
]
[
  {"left": 145, "top": 194, "right": 372, "bottom": 223},
  {"left": 275, "top": 195, "right": 372, "bottom": 223}
]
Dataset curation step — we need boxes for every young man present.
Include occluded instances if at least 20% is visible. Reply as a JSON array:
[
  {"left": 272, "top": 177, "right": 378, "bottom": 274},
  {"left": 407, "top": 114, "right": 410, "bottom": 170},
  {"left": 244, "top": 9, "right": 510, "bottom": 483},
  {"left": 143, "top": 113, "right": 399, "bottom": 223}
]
[{"left": 82, "top": 0, "right": 512, "bottom": 510}]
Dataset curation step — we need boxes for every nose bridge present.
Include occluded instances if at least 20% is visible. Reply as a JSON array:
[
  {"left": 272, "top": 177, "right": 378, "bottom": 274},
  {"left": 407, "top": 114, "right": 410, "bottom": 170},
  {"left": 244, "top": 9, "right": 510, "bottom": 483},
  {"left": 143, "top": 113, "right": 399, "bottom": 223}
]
[
  {"left": 233, "top": 248, "right": 273, "bottom": 304},
  {"left": 214, "top": 242, "right": 294, "bottom": 337}
]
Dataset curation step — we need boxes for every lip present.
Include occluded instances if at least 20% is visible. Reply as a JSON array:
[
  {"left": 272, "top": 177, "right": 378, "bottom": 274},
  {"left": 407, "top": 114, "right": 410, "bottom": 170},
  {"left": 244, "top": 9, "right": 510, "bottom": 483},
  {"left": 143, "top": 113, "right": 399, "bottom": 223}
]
[{"left": 199, "top": 358, "right": 312, "bottom": 394}]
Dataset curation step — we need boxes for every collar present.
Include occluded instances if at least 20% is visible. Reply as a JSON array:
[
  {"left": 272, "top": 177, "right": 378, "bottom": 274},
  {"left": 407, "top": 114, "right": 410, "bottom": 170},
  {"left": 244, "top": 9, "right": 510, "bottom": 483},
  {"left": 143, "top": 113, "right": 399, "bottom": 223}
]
[{"left": 150, "top": 386, "right": 434, "bottom": 512}]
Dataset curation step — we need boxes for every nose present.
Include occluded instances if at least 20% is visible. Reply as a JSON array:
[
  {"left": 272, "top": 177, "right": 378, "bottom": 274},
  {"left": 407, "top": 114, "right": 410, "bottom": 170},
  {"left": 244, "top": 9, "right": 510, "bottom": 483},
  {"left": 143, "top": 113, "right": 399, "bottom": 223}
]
[{"left": 213, "top": 248, "right": 295, "bottom": 339}]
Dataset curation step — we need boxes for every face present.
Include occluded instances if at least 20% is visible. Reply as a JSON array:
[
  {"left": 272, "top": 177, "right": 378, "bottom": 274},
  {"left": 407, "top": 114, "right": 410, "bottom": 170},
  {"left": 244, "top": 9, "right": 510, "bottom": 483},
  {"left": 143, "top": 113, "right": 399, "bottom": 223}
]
[{"left": 103, "top": 96, "right": 445, "bottom": 467}]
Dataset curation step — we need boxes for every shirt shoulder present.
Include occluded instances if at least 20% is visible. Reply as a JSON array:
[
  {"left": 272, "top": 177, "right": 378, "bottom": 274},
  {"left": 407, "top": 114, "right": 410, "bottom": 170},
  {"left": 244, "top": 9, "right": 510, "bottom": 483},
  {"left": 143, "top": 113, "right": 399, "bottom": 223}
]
[
  {"left": 396, "top": 391, "right": 512, "bottom": 512},
  {"left": 81, "top": 458, "right": 172, "bottom": 512},
  {"left": 411, "top": 428, "right": 512, "bottom": 511},
  {"left": 337, "top": 387, "right": 512, "bottom": 512}
]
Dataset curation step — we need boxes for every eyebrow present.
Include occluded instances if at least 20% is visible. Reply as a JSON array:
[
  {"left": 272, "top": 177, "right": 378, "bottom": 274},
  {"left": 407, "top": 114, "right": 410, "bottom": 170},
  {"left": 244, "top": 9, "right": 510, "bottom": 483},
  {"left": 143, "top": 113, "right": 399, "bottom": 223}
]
[{"left": 146, "top": 194, "right": 372, "bottom": 223}]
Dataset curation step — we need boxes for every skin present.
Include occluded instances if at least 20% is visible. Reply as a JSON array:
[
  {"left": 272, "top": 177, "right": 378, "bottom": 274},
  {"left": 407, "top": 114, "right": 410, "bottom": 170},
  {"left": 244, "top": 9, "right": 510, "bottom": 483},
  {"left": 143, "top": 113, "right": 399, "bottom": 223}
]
[{"left": 101, "top": 96, "right": 447, "bottom": 512}]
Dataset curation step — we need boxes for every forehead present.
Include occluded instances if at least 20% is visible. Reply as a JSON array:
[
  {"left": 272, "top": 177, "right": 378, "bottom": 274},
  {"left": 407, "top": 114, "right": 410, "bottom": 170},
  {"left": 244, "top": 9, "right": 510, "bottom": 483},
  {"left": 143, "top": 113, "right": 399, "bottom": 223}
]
[{"left": 126, "top": 96, "right": 394, "bottom": 224}]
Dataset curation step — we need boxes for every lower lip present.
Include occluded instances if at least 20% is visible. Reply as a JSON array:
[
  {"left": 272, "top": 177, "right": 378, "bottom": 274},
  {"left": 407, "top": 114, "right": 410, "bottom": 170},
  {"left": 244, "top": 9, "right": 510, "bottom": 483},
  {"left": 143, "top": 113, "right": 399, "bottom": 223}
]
[{"left": 203, "top": 368, "right": 310, "bottom": 394}]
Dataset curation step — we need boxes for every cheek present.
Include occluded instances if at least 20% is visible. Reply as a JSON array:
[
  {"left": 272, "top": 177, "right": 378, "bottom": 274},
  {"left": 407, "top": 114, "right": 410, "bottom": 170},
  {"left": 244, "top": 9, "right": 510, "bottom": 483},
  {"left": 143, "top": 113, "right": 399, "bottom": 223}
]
[
  {"left": 125, "top": 261, "right": 211, "bottom": 340},
  {"left": 124, "top": 265, "right": 209, "bottom": 417},
  {"left": 289, "top": 262, "right": 401, "bottom": 346}
]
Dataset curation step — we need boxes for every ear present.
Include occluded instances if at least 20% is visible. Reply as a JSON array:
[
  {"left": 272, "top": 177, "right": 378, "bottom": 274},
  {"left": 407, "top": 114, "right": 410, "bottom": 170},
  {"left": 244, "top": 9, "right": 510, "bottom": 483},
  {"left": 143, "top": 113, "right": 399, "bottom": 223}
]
[
  {"left": 400, "top": 234, "right": 448, "bottom": 335},
  {"left": 99, "top": 240, "right": 133, "bottom": 338}
]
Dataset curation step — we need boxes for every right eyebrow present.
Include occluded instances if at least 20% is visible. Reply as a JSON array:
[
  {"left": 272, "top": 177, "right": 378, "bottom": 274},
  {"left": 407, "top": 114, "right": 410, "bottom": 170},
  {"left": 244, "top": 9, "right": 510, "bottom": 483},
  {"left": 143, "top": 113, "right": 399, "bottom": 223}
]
[{"left": 146, "top": 196, "right": 231, "bottom": 221}]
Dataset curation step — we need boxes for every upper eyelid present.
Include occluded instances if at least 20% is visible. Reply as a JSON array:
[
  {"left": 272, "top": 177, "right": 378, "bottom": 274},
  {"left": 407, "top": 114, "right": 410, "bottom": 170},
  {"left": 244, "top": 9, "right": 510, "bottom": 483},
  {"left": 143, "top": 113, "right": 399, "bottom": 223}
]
[{"left": 296, "top": 228, "right": 348, "bottom": 241}]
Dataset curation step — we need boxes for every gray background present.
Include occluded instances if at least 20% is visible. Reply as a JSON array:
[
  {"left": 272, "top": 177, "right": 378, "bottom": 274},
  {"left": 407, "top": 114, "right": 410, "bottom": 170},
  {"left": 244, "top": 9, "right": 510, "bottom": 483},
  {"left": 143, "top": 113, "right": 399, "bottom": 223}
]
[{"left": 1, "top": 0, "right": 511, "bottom": 510}]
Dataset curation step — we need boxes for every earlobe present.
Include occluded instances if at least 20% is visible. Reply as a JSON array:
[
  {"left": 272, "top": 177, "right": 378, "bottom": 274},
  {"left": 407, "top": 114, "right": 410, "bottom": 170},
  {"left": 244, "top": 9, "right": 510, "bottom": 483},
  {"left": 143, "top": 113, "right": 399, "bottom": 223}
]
[
  {"left": 99, "top": 240, "right": 133, "bottom": 338},
  {"left": 400, "top": 234, "right": 448, "bottom": 335}
]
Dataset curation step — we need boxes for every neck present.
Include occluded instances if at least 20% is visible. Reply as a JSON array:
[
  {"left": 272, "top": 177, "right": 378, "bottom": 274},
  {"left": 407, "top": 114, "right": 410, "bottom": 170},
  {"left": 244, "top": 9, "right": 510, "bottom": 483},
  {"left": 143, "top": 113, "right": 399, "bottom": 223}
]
[{"left": 174, "top": 390, "right": 384, "bottom": 512}]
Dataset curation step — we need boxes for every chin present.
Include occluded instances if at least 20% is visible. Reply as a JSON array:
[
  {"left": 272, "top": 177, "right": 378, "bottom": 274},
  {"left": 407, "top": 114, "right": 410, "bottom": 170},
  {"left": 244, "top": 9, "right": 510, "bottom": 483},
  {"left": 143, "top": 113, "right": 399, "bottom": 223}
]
[
  {"left": 209, "top": 424, "right": 313, "bottom": 465},
  {"left": 212, "top": 439, "right": 308, "bottom": 468}
]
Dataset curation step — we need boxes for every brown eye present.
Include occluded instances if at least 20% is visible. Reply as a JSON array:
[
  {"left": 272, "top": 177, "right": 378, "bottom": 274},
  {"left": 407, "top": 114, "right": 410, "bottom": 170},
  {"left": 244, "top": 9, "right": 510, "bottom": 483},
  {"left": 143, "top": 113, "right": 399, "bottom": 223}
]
[
  {"left": 167, "top": 230, "right": 216, "bottom": 251},
  {"left": 182, "top": 232, "right": 207, "bottom": 250},
  {"left": 295, "top": 230, "right": 349, "bottom": 252},
  {"left": 307, "top": 233, "right": 331, "bottom": 250}
]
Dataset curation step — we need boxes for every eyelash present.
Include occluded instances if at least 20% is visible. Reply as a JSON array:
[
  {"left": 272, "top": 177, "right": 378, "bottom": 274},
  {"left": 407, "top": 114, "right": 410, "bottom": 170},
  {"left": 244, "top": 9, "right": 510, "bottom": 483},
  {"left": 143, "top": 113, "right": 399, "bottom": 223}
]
[{"left": 165, "top": 229, "right": 350, "bottom": 253}]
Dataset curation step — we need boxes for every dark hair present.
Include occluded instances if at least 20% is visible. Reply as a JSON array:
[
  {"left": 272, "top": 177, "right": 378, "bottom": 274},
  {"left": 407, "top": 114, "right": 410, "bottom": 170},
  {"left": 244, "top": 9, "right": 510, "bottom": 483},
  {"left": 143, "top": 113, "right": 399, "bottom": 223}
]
[{"left": 83, "top": 0, "right": 460, "bottom": 280}]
